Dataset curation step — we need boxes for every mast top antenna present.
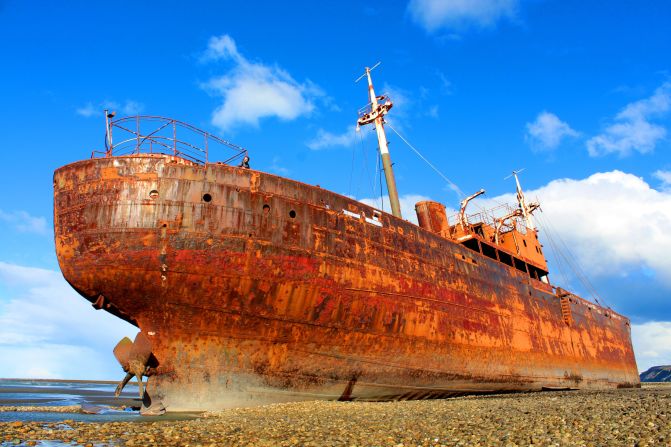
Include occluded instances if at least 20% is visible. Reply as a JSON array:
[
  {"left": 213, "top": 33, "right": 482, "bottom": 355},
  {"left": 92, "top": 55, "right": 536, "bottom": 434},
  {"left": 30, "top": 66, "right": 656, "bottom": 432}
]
[
  {"left": 355, "top": 62, "right": 381, "bottom": 83},
  {"left": 504, "top": 168, "right": 525, "bottom": 180}
]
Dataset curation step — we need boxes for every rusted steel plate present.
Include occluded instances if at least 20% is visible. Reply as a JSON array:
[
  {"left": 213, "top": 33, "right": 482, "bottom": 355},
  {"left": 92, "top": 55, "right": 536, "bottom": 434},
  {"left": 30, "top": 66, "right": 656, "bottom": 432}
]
[{"left": 53, "top": 155, "right": 639, "bottom": 411}]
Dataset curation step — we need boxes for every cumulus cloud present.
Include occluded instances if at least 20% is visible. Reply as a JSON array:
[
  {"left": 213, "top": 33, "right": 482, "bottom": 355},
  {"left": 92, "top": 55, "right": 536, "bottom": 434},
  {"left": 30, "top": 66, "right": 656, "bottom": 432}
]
[
  {"left": 525, "top": 111, "right": 580, "bottom": 151},
  {"left": 408, "top": 0, "right": 518, "bottom": 32},
  {"left": 75, "top": 102, "right": 97, "bottom": 118},
  {"left": 632, "top": 321, "right": 671, "bottom": 373},
  {"left": 0, "top": 209, "right": 48, "bottom": 235},
  {"left": 0, "top": 262, "right": 136, "bottom": 379},
  {"left": 653, "top": 170, "right": 671, "bottom": 191},
  {"left": 306, "top": 126, "right": 359, "bottom": 150},
  {"left": 202, "top": 34, "right": 323, "bottom": 132},
  {"left": 479, "top": 171, "right": 671, "bottom": 286},
  {"left": 587, "top": 81, "right": 670, "bottom": 157},
  {"left": 76, "top": 100, "right": 144, "bottom": 118}
]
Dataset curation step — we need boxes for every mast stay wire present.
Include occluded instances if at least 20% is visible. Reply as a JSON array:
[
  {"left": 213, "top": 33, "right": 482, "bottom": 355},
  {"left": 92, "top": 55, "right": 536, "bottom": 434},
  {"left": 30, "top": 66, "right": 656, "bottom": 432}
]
[
  {"left": 386, "top": 123, "right": 464, "bottom": 199},
  {"left": 386, "top": 122, "right": 501, "bottom": 215},
  {"left": 348, "top": 127, "right": 360, "bottom": 197},
  {"left": 535, "top": 213, "right": 609, "bottom": 308},
  {"left": 355, "top": 126, "right": 380, "bottom": 202},
  {"left": 385, "top": 114, "right": 609, "bottom": 309},
  {"left": 377, "top": 149, "right": 385, "bottom": 212},
  {"left": 538, "top": 215, "right": 571, "bottom": 295}
]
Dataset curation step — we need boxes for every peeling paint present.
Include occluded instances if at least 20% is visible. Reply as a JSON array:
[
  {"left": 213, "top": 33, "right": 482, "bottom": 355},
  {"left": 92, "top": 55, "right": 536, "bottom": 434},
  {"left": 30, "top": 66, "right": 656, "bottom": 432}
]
[{"left": 53, "top": 154, "right": 639, "bottom": 411}]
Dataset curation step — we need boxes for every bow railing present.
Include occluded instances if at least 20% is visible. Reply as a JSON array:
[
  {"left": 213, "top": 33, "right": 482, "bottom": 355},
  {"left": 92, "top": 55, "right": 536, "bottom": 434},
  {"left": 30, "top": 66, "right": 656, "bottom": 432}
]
[{"left": 91, "top": 115, "right": 247, "bottom": 165}]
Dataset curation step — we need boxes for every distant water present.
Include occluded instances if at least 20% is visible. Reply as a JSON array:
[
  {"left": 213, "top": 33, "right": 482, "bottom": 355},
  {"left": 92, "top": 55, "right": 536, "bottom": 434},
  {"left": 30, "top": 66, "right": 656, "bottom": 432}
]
[{"left": 0, "top": 378, "right": 146, "bottom": 423}]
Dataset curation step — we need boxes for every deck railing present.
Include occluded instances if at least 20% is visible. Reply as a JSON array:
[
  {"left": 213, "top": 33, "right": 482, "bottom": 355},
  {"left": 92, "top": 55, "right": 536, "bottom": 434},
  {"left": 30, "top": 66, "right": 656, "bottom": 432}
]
[{"left": 91, "top": 115, "right": 247, "bottom": 165}]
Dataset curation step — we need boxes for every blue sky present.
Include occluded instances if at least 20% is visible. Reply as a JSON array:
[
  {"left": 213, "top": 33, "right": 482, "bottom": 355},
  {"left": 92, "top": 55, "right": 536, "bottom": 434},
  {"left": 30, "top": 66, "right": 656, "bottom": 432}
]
[{"left": 0, "top": 0, "right": 670, "bottom": 379}]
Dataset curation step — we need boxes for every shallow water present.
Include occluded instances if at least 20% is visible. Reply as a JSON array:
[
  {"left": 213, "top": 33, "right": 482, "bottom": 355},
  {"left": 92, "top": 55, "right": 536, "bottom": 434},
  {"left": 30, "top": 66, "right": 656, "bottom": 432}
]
[
  {"left": 0, "top": 409, "right": 196, "bottom": 423},
  {"left": 0, "top": 379, "right": 180, "bottom": 423},
  {"left": 1, "top": 442, "right": 96, "bottom": 447}
]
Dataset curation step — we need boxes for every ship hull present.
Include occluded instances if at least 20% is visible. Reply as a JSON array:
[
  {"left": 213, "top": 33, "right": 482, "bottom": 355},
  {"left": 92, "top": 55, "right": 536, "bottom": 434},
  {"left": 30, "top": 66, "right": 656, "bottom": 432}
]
[{"left": 54, "top": 155, "right": 639, "bottom": 411}]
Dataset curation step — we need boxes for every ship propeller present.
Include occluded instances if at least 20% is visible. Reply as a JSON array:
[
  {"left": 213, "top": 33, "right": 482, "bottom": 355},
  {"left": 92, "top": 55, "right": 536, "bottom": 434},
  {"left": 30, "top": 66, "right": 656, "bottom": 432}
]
[{"left": 113, "top": 332, "right": 156, "bottom": 398}]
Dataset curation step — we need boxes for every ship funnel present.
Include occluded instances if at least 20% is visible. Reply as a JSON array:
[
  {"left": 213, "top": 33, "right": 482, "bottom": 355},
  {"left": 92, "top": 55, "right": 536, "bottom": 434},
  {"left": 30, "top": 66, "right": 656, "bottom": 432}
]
[{"left": 415, "top": 201, "right": 449, "bottom": 236}]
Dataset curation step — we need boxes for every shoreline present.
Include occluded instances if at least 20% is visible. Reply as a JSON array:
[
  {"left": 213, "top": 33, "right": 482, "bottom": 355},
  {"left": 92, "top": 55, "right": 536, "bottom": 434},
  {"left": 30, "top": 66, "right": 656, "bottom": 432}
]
[
  {"left": 0, "top": 378, "right": 138, "bottom": 385},
  {"left": 0, "top": 383, "right": 669, "bottom": 446}
]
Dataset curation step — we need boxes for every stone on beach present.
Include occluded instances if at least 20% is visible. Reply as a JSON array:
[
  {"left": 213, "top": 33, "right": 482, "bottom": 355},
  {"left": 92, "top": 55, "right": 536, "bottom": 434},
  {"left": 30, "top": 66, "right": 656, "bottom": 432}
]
[{"left": 0, "top": 384, "right": 669, "bottom": 446}]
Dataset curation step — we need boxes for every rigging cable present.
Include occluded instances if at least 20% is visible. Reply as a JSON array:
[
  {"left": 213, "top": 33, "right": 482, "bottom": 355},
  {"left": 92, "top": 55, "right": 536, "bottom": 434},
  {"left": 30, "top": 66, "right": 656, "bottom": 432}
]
[
  {"left": 541, "top": 213, "right": 604, "bottom": 306},
  {"left": 358, "top": 127, "right": 378, "bottom": 201},
  {"left": 377, "top": 149, "right": 385, "bottom": 211},
  {"left": 386, "top": 122, "right": 501, "bottom": 216},
  {"left": 347, "top": 127, "right": 361, "bottom": 197},
  {"left": 536, "top": 213, "right": 608, "bottom": 308},
  {"left": 386, "top": 123, "right": 464, "bottom": 199}
]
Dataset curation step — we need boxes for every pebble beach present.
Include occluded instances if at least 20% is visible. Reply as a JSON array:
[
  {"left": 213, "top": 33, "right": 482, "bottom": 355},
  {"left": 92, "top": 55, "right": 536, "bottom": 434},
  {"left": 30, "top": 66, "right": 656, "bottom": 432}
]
[{"left": 1, "top": 383, "right": 669, "bottom": 447}]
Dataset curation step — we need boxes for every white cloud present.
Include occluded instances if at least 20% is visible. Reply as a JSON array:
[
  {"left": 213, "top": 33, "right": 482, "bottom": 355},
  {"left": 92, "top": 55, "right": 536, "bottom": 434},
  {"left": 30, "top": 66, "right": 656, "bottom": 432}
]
[
  {"left": 0, "top": 209, "right": 48, "bottom": 235},
  {"left": 76, "top": 100, "right": 144, "bottom": 118},
  {"left": 76, "top": 102, "right": 97, "bottom": 117},
  {"left": 408, "top": 0, "right": 518, "bottom": 32},
  {"left": 306, "top": 126, "right": 359, "bottom": 150},
  {"left": 382, "top": 83, "right": 410, "bottom": 108},
  {"left": 0, "top": 262, "right": 136, "bottom": 380},
  {"left": 268, "top": 156, "right": 290, "bottom": 176},
  {"left": 436, "top": 71, "right": 453, "bottom": 95},
  {"left": 121, "top": 100, "right": 143, "bottom": 115},
  {"left": 653, "top": 170, "right": 671, "bottom": 190},
  {"left": 632, "top": 321, "right": 671, "bottom": 373},
  {"left": 525, "top": 111, "right": 580, "bottom": 151},
  {"left": 479, "top": 171, "right": 671, "bottom": 286},
  {"left": 202, "top": 34, "right": 322, "bottom": 132},
  {"left": 587, "top": 81, "right": 670, "bottom": 157}
]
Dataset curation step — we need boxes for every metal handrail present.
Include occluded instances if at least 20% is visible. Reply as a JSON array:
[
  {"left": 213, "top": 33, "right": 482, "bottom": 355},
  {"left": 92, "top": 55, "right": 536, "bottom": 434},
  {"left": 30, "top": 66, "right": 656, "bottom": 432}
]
[{"left": 93, "top": 115, "right": 247, "bottom": 165}]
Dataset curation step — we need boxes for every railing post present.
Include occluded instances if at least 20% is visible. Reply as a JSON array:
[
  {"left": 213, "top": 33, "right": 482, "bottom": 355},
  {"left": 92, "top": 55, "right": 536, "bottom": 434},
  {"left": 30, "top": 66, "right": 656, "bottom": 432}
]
[
  {"left": 136, "top": 116, "right": 140, "bottom": 154},
  {"left": 173, "top": 120, "right": 177, "bottom": 157}
]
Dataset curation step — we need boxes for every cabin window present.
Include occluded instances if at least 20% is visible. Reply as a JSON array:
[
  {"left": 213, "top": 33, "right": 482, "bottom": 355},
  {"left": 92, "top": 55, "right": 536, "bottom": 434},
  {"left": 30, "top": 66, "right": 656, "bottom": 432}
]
[
  {"left": 499, "top": 251, "right": 514, "bottom": 267},
  {"left": 513, "top": 257, "right": 528, "bottom": 274},
  {"left": 149, "top": 190, "right": 159, "bottom": 199},
  {"left": 462, "top": 238, "right": 480, "bottom": 253},
  {"left": 481, "top": 243, "right": 497, "bottom": 260},
  {"left": 289, "top": 210, "right": 297, "bottom": 219},
  {"left": 202, "top": 193, "right": 212, "bottom": 202}
]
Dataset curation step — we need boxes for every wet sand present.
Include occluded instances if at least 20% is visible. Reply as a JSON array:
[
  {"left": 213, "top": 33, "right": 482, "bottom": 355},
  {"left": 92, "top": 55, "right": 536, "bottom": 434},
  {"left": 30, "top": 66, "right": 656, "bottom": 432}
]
[
  {"left": 0, "top": 379, "right": 140, "bottom": 409},
  {"left": 1, "top": 383, "right": 670, "bottom": 446}
]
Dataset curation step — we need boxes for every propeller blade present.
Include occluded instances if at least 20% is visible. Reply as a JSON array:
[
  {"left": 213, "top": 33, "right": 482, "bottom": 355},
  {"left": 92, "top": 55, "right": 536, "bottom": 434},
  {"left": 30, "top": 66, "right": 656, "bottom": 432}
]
[
  {"left": 114, "top": 372, "right": 133, "bottom": 397},
  {"left": 136, "top": 373, "right": 145, "bottom": 399},
  {"left": 113, "top": 337, "right": 133, "bottom": 371},
  {"left": 113, "top": 332, "right": 157, "bottom": 401},
  {"left": 129, "top": 331, "right": 153, "bottom": 366}
]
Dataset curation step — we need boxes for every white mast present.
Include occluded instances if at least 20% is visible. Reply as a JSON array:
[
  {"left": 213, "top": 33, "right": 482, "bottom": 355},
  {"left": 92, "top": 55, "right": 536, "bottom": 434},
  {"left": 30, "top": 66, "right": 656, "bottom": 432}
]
[
  {"left": 508, "top": 169, "right": 540, "bottom": 230},
  {"left": 356, "top": 63, "right": 402, "bottom": 218}
]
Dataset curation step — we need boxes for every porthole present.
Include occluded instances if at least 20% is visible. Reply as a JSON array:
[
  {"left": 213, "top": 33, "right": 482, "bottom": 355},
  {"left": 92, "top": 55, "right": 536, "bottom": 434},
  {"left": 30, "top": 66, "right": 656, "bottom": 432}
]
[
  {"left": 149, "top": 190, "right": 159, "bottom": 199},
  {"left": 202, "top": 193, "right": 212, "bottom": 202},
  {"left": 289, "top": 210, "right": 296, "bottom": 219}
]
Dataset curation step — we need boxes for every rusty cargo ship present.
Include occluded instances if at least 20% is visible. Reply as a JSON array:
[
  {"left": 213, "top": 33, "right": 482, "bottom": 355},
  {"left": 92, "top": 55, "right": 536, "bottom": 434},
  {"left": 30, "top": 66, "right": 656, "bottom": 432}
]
[{"left": 53, "top": 67, "right": 639, "bottom": 412}]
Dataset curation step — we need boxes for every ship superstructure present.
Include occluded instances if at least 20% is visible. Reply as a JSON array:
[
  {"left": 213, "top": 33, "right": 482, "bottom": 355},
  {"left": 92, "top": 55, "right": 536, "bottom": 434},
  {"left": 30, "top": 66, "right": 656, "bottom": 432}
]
[{"left": 53, "top": 68, "right": 639, "bottom": 413}]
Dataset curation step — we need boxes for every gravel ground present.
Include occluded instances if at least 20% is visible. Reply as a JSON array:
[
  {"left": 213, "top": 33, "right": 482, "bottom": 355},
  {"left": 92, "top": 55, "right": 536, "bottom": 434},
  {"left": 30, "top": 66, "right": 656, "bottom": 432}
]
[{"left": 1, "top": 384, "right": 669, "bottom": 447}]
